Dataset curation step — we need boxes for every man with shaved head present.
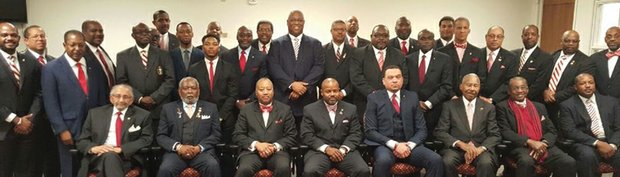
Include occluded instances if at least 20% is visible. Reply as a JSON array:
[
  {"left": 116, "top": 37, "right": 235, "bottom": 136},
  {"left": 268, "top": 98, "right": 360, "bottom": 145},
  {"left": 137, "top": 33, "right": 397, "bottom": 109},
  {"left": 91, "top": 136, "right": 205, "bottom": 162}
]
[
  {"left": 480, "top": 25, "right": 518, "bottom": 104},
  {"left": 511, "top": 25, "right": 552, "bottom": 89},
  {"left": 345, "top": 16, "right": 370, "bottom": 48},
  {"left": 389, "top": 16, "right": 419, "bottom": 56},
  {"left": 591, "top": 26, "right": 620, "bottom": 101}
]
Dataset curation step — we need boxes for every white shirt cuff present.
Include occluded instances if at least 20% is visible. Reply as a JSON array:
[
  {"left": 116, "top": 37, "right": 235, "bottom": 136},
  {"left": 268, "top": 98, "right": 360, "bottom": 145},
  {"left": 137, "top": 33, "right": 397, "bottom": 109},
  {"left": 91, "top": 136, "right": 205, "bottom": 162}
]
[
  {"left": 138, "top": 96, "right": 143, "bottom": 103},
  {"left": 249, "top": 141, "right": 258, "bottom": 151},
  {"left": 341, "top": 89, "right": 347, "bottom": 97},
  {"left": 173, "top": 142, "right": 180, "bottom": 152},
  {"left": 611, "top": 144, "right": 618, "bottom": 151},
  {"left": 407, "top": 142, "right": 417, "bottom": 150},
  {"left": 594, "top": 140, "right": 599, "bottom": 147},
  {"left": 386, "top": 140, "right": 398, "bottom": 149},
  {"left": 424, "top": 101, "right": 433, "bottom": 109},
  {"left": 318, "top": 144, "right": 328, "bottom": 153},
  {"left": 5, "top": 113, "right": 16, "bottom": 123},
  {"left": 199, "top": 145, "right": 205, "bottom": 152},
  {"left": 274, "top": 143, "right": 282, "bottom": 151},
  {"left": 452, "top": 140, "right": 461, "bottom": 148}
]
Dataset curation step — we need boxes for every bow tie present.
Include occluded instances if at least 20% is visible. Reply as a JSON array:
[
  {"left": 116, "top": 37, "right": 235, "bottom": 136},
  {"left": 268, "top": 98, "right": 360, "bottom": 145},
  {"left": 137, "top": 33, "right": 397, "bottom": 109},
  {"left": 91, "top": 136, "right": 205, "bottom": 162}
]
[
  {"left": 605, "top": 50, "right": 620, "bottom": 59},
  {"left": 326, "top": 105, "right": 337, "bottom": 112},
  {"left": 455, "top": 43, "right": 467, "bottom": 49},
  {"left": 260, "top": 105, "right": 273, "bottom": 112}
]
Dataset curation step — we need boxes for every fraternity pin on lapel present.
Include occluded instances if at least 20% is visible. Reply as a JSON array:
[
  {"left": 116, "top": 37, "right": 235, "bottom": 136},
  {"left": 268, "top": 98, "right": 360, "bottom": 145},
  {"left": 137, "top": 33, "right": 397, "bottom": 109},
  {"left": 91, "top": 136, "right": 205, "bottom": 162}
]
[
  {"left": 570, "top": 61, "right": 575, "bottom": 65},
  {"left": 195, "top": 107, "right": 203, "bottom": 119},
  {"left": 176, "top": 108, "right": 182, "bottom": 118},
  {"left": 339, "top": 109, "right": 344, "bottom": 115}
]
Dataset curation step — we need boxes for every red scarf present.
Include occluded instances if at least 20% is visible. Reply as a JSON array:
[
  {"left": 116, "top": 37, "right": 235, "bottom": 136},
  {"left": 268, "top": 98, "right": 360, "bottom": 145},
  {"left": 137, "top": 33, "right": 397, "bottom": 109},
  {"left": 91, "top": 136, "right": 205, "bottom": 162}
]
[{"left": 508, "top": 98, "right": 547, "bottom": 163}]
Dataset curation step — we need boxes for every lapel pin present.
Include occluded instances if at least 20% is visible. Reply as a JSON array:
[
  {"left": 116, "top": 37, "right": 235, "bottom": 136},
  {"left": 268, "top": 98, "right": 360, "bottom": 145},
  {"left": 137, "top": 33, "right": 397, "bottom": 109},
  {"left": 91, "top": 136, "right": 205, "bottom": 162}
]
[
  {"left": 529, "top": 60, "right": 533, "bottom": 63},
  {"left": 127, "top": 117, "right": 131, "bottom": 120},
  {"left": 480, "top": 107, "right": 484, "bottom": 110},
  {"left": 195, "top": 107, "right": 203, "bottom": 119},
  {"left": 176, "top": 108, "right": 182, "bottom": 119},
  {"left": 339, "top": 109, "right": 344, "bottom": 115},
  {"left": 570, "top": 61, "right": 575, "bottom": 65}
]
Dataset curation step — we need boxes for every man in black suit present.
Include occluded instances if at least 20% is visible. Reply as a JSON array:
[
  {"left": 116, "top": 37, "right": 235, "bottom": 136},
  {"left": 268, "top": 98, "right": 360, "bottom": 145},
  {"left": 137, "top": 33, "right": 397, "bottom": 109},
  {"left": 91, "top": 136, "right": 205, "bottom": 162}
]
[
  {"left": 434, "top": 73, "right": 501, "bottom": 177},
  {"left": 388, "top": 16, "right": 419, "bottom": 56},
  {"left": 76, "top": 84, "right": 153, "bottom": 177},
  {"left": 511, "top": 25, "right": 552, "bottom": 89},
  {"left": 592, "top": 26, "right": 620, "bottom": 101},
  {"left": 365, "top": 65, "right": 443, "bottom": 177},
  {"left": 116, "top": 23, "right": 176, "bottom": 134},
  {"left": 558, "top": 73, "right": 620, "bottom": 177},
  {"left": 438, "top": 17, "right": 486, "bottom": 98},
  {"left": 206, "top": 21, "right": 229, "bottom": 53},
  {"left": 267, "top": 10, "right": 325, "bottom": 124},
  {"left": 152, "top": 10, "right": 179, "bottom": 51},
  {"left": 436, "top": 16, "right": 454, "bottom": 49},
  {"left": 531, "top": 30, "right": 594, "bottom": 124},
  {"left": 496, "top": 76, "right": 575, "bottom": 177},
  {"left": 0, "top": 22, "right": 42, "bottom": 177},
  {"left": 406, "top": 29, "right": 453, "bottom": 138},
  {"left": 350, "top": 24, "right": 408, "bottom": 122},
  {"left": 233, "top": 78, "right": 297, "bottom": 177},
  {"left": 323, "top": 20, "right": 354, "bottom": 102},
  {"left": 82, "top": 20, "right": 116, "bottom": 89},
  {"left": 301, "top": 78, "right": 369, "bottom": 177},
  {"left": 21, "top": 25, "right": 59, "bottom": 177},
  {"left": 251, "top": 20, "right": 274, "bottom": 55},
  {"left": 157, "top": 77, "right": 222, "bottom": 177},
  {"left": 345, "top": 16, "right": 370, "bottom": 48},
  {"left": 169, "top": 22, "right": 204, "bottom": 100},
  {"left": 480, "top": 26, "right": 518, "bottom": 104}
]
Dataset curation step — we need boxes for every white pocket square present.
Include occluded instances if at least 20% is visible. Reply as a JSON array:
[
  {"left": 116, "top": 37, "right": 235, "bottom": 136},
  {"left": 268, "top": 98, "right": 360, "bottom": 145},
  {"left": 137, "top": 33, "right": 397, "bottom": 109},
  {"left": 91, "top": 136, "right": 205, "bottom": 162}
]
[
  {"left": 128, "top": 125, "right": 141, "bottom": 132},
  {"left": 342, "top": 119, "right": 349, "bottom": 124},
  {"left": 201, "top": 115, "right": 211, "bottom": 120},
  {"left": 541, "top": 116, "right": 546, "bottom": 121}
]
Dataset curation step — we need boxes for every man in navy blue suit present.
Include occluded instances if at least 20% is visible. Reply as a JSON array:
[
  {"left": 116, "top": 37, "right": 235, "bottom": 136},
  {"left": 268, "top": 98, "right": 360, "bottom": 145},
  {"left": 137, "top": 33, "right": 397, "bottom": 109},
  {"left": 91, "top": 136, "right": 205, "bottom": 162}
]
[
  {"left": 267, "top": 10, "right": 325, "bottom": 124},
  {"left": 169, "top": 22, "right": 204, "bottom": 100},
  {"left": 42, "top": 30, "right": 109, "bottom": 177},
  {"left": 364, "top": 65, "right": 444, "bottom": 177}
]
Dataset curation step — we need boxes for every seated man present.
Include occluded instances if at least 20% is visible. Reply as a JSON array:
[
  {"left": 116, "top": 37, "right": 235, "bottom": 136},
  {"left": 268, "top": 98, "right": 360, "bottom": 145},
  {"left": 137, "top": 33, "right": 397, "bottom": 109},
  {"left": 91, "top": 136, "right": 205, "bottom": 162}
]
[
  {"left": 156, "top": 77, "right": 222, "bottom": 177},
  {"left": 559, "top": 73, "right": 620, "bottom": 177},
  {"left": 77, "top": 84, "right": 153, "bottom": 177},
  {"left": 233, "top": 78, "right": 297, "bottom": 177},
  {"left": 496, "top": 76, "right": 575, "bottom": 177},
  {"left": 434, "top": 73, "right": 501, "bottom": 177},
  {"left": 300, "top": 78, "right": 370, "bottom": 177},
  {"left": 365, "top": 65, "right": 444, "bottom": 177}
]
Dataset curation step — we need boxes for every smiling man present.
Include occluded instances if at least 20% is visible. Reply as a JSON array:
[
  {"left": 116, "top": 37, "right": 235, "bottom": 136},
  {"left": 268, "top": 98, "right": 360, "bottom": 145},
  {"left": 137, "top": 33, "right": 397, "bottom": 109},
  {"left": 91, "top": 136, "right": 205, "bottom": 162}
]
[
  {"left": 251, "top": 20, "right": 274, "bottom": 54},
  {"left": 591, "top": 26, "right": 620, "bottom": 100},
  {"left": 480, "top": 25, "right": 518, "bottom": 104}
]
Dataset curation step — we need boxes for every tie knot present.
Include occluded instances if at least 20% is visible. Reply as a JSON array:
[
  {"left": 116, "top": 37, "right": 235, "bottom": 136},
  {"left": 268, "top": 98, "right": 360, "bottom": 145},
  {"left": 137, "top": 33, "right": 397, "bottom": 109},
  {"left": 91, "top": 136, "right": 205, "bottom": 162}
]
[
  {"left": 401, "top": 41, "right": 406, "bottom": 45},
  {"left": 241, "top": 50, "right": 246, "bottom": 55},
  {"left": 141, "top": 50, "right": 147, "bottom": 54},
  {"left": 561, "top": 55, "right": 568, "bottom": 60},
  {"left": 455, "top": 43, "right": 467, "bottom": 48},
  {"left": 586, "top": 99, "right": 593, "bottom": 104},
  {"left": 489, "top": 51, "right": 494, "bottom": 56},
  {"left": 185, "top": 104, "right": 194, "bottom": 109},
  {"left": 260, "top": 105, "right": 273, "bottom": 112},
  {"left": 422, "top": 55, "right": 426, "bottom": 59},
  {"left": 38, "top": 55, "right": 44, "bottom": 60},
  {"left": 378, "top": 50, "right": 384, "bottom": 55},
  {"left": 184, "top": 50, "right": 190, "bottom": 54},
  {"left": 606, "top": 50, "right": 620, "bottom": 59},
  {"left": 76, "top": 62, "right": 82, "bottom": 67},
  {"left": 209, "top": 61, "right": 214, "bottom": 65},
  {"left": 326, "top": 104, "right": 337, "bottom": 112},
  {"left": 392, "top": 93, "right": 397, "bottom": 99}
]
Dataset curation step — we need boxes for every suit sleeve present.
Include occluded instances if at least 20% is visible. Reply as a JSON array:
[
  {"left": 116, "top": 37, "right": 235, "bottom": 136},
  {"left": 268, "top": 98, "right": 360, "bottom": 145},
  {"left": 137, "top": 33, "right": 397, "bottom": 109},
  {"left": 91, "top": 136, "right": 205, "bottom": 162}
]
[
  {"left": 275, "top": 109, "right": 297, "bottom": 149},
  {"left": 232, "top": 108, "right": 255, "bottom": 149},
  {"left": 302, "top": 41, "right": 325, "bottom": 87},
  {"left": 156, "top": 106, "right": 178, "bottom": 152},
  {"left": 300, "top": 106, "right": 326, "bottom": 150},
  {"left": 409, "top": 106, "right": 427, "bottom": 145},
  {"left": 76, "top": 109, "right": 97, "bottom": 155},
  {"left": 434, "top": 102, "right": 458, "bottom": 148},
  {"left": 42, "top": 66, "right": 68, "bottom": 134},
  {"left": 267, "top": 41, "right": 295, "bottom": 93},
  {"left": 496, "top": 103, "right": 528, "bottom": 147},
  {"left": 349, "top": 50, "right": 374, "bottom": 96},
  {"left": 481, "top": 105, "right": 500, "bottom": 150},
  {"left": 427, "top": 57, "right": 453, "bottom": 105},
  {"left": 342, "top": 107, "right": 361, "bottom": 151},
  {"left": 199, "top": 107, "right": 222, "bottom": 151},
  {"left": 558, "top": 101, "right": 597, "bottom": 145},
  {"left": 149, "top": 52, "right": 176, "bottom": 103},
  {"left": 121, "top": 111, "right": 153, "bottom": 158},
  {"left": 364, "top": 95, "right": 391, "bottom": 145}
]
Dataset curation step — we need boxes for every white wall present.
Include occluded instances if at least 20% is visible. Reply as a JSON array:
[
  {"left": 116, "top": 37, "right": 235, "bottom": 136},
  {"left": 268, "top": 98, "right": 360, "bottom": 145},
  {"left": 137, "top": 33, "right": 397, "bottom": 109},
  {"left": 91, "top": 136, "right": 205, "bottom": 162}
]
[
  {"left": 573, "top": 0, "right": 597, "bottom": 54},
  {"left": 15, "top": 0, "right": 540, "bottom": 62}
]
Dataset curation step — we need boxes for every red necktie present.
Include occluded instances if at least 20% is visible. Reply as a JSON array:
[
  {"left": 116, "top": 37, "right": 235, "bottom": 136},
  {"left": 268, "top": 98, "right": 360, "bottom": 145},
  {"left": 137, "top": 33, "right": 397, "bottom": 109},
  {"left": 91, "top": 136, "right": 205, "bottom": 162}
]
[
  {"left": 261, "top": 45, "right": 267, "bottom": 54},
  {"left": 37, "top": 56, "right": 45, "bottom": 66},
  {"left": 391, "top": 94, "right": 400, "bottom": 114},
  {"left": 159, "top": 34, "right": 167, "bottom": 50},
  {"left": 605, "top": 50, "right": 620, "bottom": 59},
  {"left": 209, "top": 61, "right": 215, "bottom": 92},
  {"left": 419, "top": 55, "right": 426, "bottom": 85},
  {"left": 260, "top": 105, "right": 273, "bottom": 112},
  {"left": 97, "top": 49, "right": 115, "bottom": 87},
  {"left": 401, "top": 41, "right": 408, "bottom": 55},
  {"left": 239, "top": 50, "right": 247, "bottom": 73},
  {"left": 76, "top": 63, "right": 88, "bottom": 95},
  {"left": 115, "top": 112, "right": 123, "bottom": 147}
]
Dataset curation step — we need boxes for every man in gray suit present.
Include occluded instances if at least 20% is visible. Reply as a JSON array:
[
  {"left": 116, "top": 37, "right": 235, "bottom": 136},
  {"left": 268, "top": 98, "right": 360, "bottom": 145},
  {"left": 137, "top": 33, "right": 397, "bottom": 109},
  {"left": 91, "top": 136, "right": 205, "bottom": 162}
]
[
  {"left": 434, "top": 73, "right": 501, "bottom": 177},
  {"left": 116, "top": 23, "right": 175, "bottom": 134},
  {"left": 76, "top": 84, "right": 152, "bottom": 177}
]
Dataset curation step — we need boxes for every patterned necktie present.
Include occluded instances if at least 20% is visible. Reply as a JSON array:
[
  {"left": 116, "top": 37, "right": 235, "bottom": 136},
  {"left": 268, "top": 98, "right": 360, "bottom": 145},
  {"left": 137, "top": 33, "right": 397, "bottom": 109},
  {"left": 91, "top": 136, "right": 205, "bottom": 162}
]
[
  {"left": 239, "top": 50, "right": 247, "bottom": 73},
  {"left": 8, "top": 56, "right": 20, "bottom": 87},
  {"left": 293, "top": 38, "right": 300, "bottom": 60},
  {"left": 140, "top": 50, "right": 148, "bottom": 68},
  {"left": 115, "top": 112, "right": 123, "bottom": 147},
  {"left": 518, "top": 50, "right": 528, "bottom": 72},
  {"left": 378, "top": 50, "right": 385, "bottom": 71},
  {"left": 261, "top": 45, "right": 267, "bottom": 54},
  {"left": 76, "top": 63, "right": 88, "bottom": 95},
  {"left": 419, "top": 55, "right": 426, "bottom": 85},
  {"left": 401, "top": 41, "right": 408, "bottom": 55},
  {"left": 336, "top": 46, "right": 342, "bottom": 62},
  {"left": 548, "top": 55, "right": 568, "bottom": 92},
  {"left": 586, "top": 99, "right": 605, "bottom": 138},
  {"left": 391, "top": 94, "right": 400, "bottom": 114},
  {"left": 260, "top": 105, "right": 273, "bottom": 112}
]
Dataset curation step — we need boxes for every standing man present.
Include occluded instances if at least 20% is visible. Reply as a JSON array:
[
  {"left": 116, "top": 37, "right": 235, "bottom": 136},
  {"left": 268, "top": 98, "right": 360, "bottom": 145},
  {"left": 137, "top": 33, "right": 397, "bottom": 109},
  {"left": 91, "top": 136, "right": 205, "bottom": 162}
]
[
  {"left": 251, "top": 20, "right": 274, "bottom": 55},
  {"left": 0, "top": 22, "right": 42, "bottom": 177},
  {"left": 169, "top": 22, "right": 204, "bottom": 100},
  {"left": 188, "top": 34, "right": 238, "bottom": 143},
  {"left": 21, "top": 24, "right": 59, "bottom": 177},
  {"left": 345, "top": 16, "right": 370, "bottom": 48},
  {"left": 406, "top": 29, "right": 453, "bottom": 137},
  {"left": 82, "top": 20, "right": 115, "bottom": 89},
  {"left": 206, "top": 21, "right": 229, "bottom": 52},
  {"left": 592, "top": 26, "right": 620, "bottom": 100},
  {"left": 350, "top": 24, "right": 407, "bottom": 122},
  {"left": 42, "top": 30, "right": 109, "bottom": 177},
  {"left": 388, "top": 16, "right": 419, "bottom": 56},
  {"left": 558, "top": 73, "right": 620, "bottom": 177},
  {"left": 116, "top": 23, "right": 176, "bottom": 134},
  {"left": 496, "top": 77, "right": 576, "bottom": 177},
  {"left": 267, "top": 10, "right": 325, "bottom": 124},
  {"left": 76, "top": 84, "right": 153, "bottom": 177},
  {"left": 301, "top": 78, "right": 369, "bottom": 177},
  {"left": 436, "top": 16, "right": 455, "bottom": 49},
  {"left": 365, "top": 65, "right": 444, "bottom": 177},
  {"left": 233, "top": 78, "right": 297, "bottom": 177},
  {"left": 152, "top": 10, "right": 179, "bottom": 51},
  {"left": 434, "top": 74, "right": 501, "bottom": 177},
  {"left": 157, "top": 77, "right": 222, "bottom": 177},
  {"left": 438, "top": 17, "right": 486, "bottom": 98},
  {"left": 511, "top": 25, "right": 551, "bottom": 89},
  {"left": 480, "top": 25, "right": 518, "bottom": 104},
  {"left": 323, "top": 20, "right": 354, "bottom": 102}
]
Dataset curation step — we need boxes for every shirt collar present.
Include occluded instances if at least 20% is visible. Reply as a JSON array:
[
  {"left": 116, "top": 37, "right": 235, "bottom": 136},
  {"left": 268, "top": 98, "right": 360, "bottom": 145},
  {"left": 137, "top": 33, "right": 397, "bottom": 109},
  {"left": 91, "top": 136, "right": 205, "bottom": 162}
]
[
  {"left": 0, "top": 49, "right": 15, "bottom": 61},
  {"left": 486, "top": 47, "right": 500, "bottom": 56},
  {"left": 421, "top": 49, "right": 433, "bottom": 57},
  {"left": 387, "top": 90, "right": 401, "bottom": 99},
  {"left": 514, "top": 99, "right": 527, "bottom": 107},
  {"left": 372, "top": 45, "right": 385, "bottom": 55},
  {"left": 205, "top": 57, "right": 219, "bottom": 64},
  {"left": 441, "top": 38, "right": 452, "bottom": 45},
  {"left": 578, "top": 94, "right": 597, "bottom": 104},
  {"left": 332, "top": 41, "right": 344, "bottom": 50},
  {"left": 238, "top": 46, "right": 251, "bottom": 56},
  {"left": 135, "top": 44, "right": 150, "bottom": 52},
  {"left": 289, "top": 33, "right": 304, "bottom": 41},
  {"left": 462, "top": 97, "right": 477, "bottom": 106},
  {"left": 524, "top": 45, "right": 538, "bottom": 54},
  {"left": 86, "top": 42, "right": 100, "bottom": 53},
  {"left": 182, "top": 101, "right": 196, "bottom": 109},
  {"left": 323, "top": 101, "right": 338, "bottom": 111},
  {"left": 398, "top": 38, "right": 409, "bottom": 45},
  {"left": 27, "top": 49, "right": 44, "bottom": 59},
  {"left": 560, "top": 51, "right": 575, "bottom": 58},
  {"left": 113, "top": 107, "right": 129, "bottom": 120},
  {"left": 64, "top": 53, "right": 86, "bottom": 66}
]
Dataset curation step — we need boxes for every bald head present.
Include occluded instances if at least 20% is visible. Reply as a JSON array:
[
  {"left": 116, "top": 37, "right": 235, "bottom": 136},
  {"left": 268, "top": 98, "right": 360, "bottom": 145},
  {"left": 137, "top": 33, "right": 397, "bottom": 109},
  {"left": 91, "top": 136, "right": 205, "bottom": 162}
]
[
  {"left": 605, "top": 26, "right": 620, "bottom": 51},
  {"left": 287, "top": 10, "right": 305, "bottom": 36},
  {"left": 0, "top": 22, "right": 20, "bottom": 53},
  {"left": 561, "top": 30, "right": 580, "bottom": 55}
]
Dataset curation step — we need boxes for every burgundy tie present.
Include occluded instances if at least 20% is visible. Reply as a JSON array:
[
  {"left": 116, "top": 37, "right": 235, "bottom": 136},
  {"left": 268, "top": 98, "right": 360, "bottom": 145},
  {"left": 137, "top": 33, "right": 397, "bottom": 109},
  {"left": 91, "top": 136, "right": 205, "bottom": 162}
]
[
  {"left": 261, "top": 45, "right": 267, "bottom": 54},
  {"left": 209, "top": 61, "right": 215, "bottom": 92},
  {"left": 37, "top": 56, "right": 45, "bottom": 66},
  {"left": 97, "top": 49, "right": 115, "bottom": 87},
  {"left": 401, "top": 41, "right": 408, "bottom": 55},
  {"left": 391, "top": 94, "right": 400, "bottom": 114},
  {"left": 76, "top": 63, "right": 88, "bottom": 95},
  {"left": 260, "top": 105, "right": 273, "bottom": 112},
  {"left": 115, "top": 112, "right": 123, "bottom": 147},
  {"left": 419, "top": 55, "right": 426, "bottom": 85},
  {"left": 239, "top": 51, "right": 247, "bottom": 73}
]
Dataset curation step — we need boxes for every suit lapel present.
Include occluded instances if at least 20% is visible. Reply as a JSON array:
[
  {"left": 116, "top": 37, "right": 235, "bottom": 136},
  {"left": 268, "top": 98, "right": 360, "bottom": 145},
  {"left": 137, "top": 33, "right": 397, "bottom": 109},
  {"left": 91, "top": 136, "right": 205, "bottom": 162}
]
[
  {"left": 472, "top": 98, "right": 484, "bottom": 132},
  {"left": 333, "top": 103, "right": 345, "bottom": 129},
  {"left": 102, "top": 106, "right": 114, "bottom": 143},
  {"left": 61, "top": 57, "right": 86, "bottom": 96},
  {"left": 146, "top": 47, "right": 158, "bottom": 74},
  {"left": 0, "top": 54, "right": 20, "bottom": 89},
  {"left": 121, "top": 107, "right": 137, "bottom": 140},
  {"left": 455, "top": 99, "right": 471, "bottom": 132},
  {"left": 573, "top": 96, "right": 591, "bottom": 125},
  {"left": 266, "top": 104, "right": 277, "bottom": 129},
  {"left": 611, "top": 56, "right": 620, "bottom": 79}
]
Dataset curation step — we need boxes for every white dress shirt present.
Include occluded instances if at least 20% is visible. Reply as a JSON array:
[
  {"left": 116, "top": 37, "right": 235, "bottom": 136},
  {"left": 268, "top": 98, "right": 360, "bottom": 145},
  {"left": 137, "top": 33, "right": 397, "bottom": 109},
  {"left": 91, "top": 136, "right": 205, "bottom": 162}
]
[{"left": 103, "top": 108, "right": 128, "bottom": 147}]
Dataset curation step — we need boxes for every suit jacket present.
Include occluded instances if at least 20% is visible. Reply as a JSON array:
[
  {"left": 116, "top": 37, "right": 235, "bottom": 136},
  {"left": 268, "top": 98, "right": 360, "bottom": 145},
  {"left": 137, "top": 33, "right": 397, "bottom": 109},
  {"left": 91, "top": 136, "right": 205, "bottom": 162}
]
[
  {"left": 350, "top": 45, "right": 408, "bottom": 97},
  {"left": 300, "top": 100, "right": 361, "bottom": 151},
  {"left": 157, "top": 100, "right": 222, "bottom": 152},
  {"left": 530, "top": 50, "right": 594, "bottom": 103},
  {"left": 348, "top": 36, "right": 370, "bottom": 48},
  {"left": 251, "top": 39, "right": 273, "bottom": 54},
  {"left": 167, "top": 33, "right": 180, "bottom": 51},
  {"left": 233, "top": 101, "right": 297, "bottom": 155},
  {"left": 406, "top": 50, "right": 453, "bottom": 106},
  {"left": 511, "top": 47, "right": 552, "bottom": 89},
  {"left": 591, "top": 50, "right": 620, "bottom": 100},
  {"left": 388, "top": 37, "right": 419, "bottom": 56},
  {"left": 323, "top": 42, "right": 353, "bottom": 99},
  {"left": 435, "top": 39, "right": 446, "bottom": 49},
  {"left": 496, "top": 100, "right": 557, "bottom": 148},
  {"left": 116, "top": 45, "right": 175, "bottom": 106},
  {"left": 267, "top": 34, "right": 325, "bottom": 116},
  {"left": 21, "top": 49, "right": 55, "bottom": 66},
  {"left": 364, "top": 90, "right": 427, "bottom": 146},
  {"left": 0, "top": 52, "right": 42, "bottom": 140},
  {"left": 221, "top": 46, "right": 267, "bottom": 100},
  {"left": 84, "top": 45, "right": 115, "bottom": 86},
  {"left": 76, "top": 105, "right": 152, "bottom": 176},
  {"left": 481, "top": 48, "right": 518, "bottom": 102},
  {"left": 438, "top": 42, "right": 486, "bottom": 97},
  {"left": 559, "top": 93, "right": 620, "bottom": 146},
  {"left": 434, "top": 97, "right": 500, "bottom": 151},
  {"left": 169, "top": 47, "right": 204, "bottom": 101},
  {"left": 42, "top": 55, "right": 109, "bottom": 138}
]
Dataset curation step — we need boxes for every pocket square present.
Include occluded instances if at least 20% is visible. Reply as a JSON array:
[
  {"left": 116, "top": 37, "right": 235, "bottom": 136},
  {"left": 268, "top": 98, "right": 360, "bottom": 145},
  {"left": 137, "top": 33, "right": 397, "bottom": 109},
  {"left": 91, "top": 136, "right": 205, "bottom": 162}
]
[
  {"left": 128, "top": 125, "right": 141, "bottom": 132},
  {"left": 201, "top": 115, "right": 211, "bottom": 120},
  {"left": 275, "top": 119, "right": 283, "bottom": 125},
  {"left": 342, "top": 119, "right": 349, "bottom": 124},
  {"left": 500, "top": 65, "right": 506, "bottom": 69},
  {"left": 527, "top": 67, "right": 536, "bottom": 71},
  {"left": 541, "top": 116, "right": 546, "bottom": 121}
]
